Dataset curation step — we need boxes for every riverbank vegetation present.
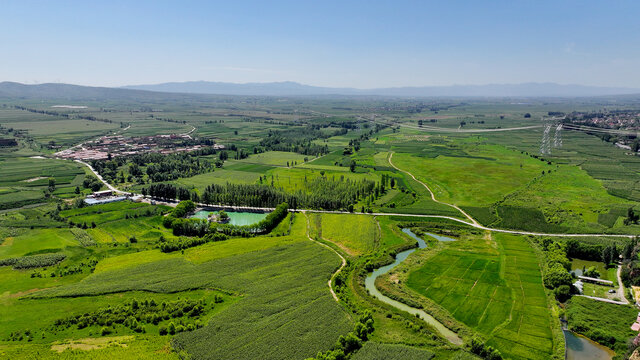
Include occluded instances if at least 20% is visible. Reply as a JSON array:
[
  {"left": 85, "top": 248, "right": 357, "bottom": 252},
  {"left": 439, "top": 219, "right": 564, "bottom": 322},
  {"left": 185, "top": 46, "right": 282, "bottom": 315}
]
[
  {"left": 566, "top": 296, "right": 637, "bottom": 359},
  {"left": 375, "top": 230, "right": 562, "bottom": 359},
  {"left": 2, "top": 95, "right": 640, "bottom": 359}
]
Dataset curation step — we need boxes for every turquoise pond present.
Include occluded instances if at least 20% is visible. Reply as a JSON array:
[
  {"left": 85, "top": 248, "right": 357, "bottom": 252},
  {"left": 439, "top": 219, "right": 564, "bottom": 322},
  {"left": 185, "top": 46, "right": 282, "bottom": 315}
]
[{"left": 191, "top": 211, "right": 268, "bottom": 226}]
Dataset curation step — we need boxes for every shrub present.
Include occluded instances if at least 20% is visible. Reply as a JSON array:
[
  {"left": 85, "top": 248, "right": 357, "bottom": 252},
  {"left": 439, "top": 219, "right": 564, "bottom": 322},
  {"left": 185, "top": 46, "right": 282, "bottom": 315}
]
[{"left": 554, "top": 285, "right": 572, "bottom": 302}]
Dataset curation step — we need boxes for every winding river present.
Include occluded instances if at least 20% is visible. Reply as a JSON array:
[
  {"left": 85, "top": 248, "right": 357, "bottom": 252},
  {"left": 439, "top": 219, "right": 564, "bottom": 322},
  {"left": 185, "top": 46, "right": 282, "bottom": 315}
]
[
  {"left": 364, "top": 228, "right": 463, "bottom": 345},
  {"left": 364, "top": 229, "right": 611, "bottom": 359}
]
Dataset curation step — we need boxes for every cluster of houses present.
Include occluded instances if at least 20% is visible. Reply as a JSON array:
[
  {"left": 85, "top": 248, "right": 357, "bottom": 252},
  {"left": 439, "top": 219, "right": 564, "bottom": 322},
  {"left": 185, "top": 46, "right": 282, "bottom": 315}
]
[
  {"left": 84, "top": 190, "right": 140, "bottom": 205},
  {"left": 55, "top": 134, "right": 224, "bottom": 160},
  {"left": 568, "top": 111, "right": 640, "bottom": 130}
]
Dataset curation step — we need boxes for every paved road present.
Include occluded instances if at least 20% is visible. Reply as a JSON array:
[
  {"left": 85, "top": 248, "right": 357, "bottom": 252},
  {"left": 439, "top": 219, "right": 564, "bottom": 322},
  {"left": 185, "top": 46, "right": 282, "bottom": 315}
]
[
  {"left": 74, "top": 153, "right": 638, "bottom": 239},
  {"left": 577, "top": 295, "right": 628, "bottom": 305},
  {"left": 368, "top": 117, "right": 543, "bottom": 133},
  {"left": 75, "top": 160, "right": 127, "bottom": 195}
]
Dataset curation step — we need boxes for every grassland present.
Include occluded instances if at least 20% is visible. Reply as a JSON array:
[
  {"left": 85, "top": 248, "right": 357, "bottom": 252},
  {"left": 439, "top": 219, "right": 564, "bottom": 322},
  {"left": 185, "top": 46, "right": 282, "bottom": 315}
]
[
  {"left": 391, "top": 142, "right": 550, "bottom": 207},
  {"left": 311, "top": 213, "right": 379, "bottom": 256},
  {"left": 59, "top": 201, "right": 175, "bottom": 243},
  {"left": 499, "top": 165, "right": 632, "bottom": 233}
]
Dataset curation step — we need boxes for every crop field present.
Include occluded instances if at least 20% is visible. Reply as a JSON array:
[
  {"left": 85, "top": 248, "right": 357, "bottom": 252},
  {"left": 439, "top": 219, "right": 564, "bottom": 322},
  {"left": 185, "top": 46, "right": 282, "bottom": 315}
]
[
  {"left": 352, "top": 342, "right": 436, "bottom": 360},
  {"left": 0, "top": 108, "right": 120, "bottom": 146},
  {"left": 233, "top": 151, "right": 309, "bottom": 166},
  {"left": 311, "top": 213, "right": 378, "bottom": 255},
  {"left": 2, "top": 94, "right": 640, "bottom": 360},
  {"left": 0, "top": 156, "right": 86, "bottom": 209},
  {"left": 406, "top": 233, "right": 558, "bottom": 359},
  {"left": 0, "top": 204, "right": 352, "bottom": 359},
  {"left": 175, "top": 168, "right": 262, "bottom": 190},
  {"left": 28, "top": 242, "right": 351, "bottom": 360}
]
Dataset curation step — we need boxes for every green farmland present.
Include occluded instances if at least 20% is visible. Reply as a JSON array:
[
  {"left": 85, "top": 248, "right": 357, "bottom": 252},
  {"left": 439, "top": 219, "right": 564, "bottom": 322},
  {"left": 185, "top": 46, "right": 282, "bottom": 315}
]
[
  {"left": 1, "top": 91, "right": 640, "bottom": 360},
  {"left": 392, "top": 232, "right": 561, "bottom": 359}
]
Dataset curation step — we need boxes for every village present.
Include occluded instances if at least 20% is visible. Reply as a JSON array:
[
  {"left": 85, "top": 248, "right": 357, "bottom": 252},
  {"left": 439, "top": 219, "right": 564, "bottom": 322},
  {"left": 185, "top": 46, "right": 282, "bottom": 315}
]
[
  {"left": 54, "top": 133, "right": 224, "bottom": 160},
  {"left": 567, "top": 110, "right": 640, "bottom": 130}
]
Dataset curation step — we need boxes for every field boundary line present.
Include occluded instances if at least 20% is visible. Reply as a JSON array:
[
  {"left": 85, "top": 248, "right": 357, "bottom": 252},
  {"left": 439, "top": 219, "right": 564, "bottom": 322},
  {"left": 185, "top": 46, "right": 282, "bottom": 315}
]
[{"left": 303, "top": 212, "right": 346, "bottom": 303}]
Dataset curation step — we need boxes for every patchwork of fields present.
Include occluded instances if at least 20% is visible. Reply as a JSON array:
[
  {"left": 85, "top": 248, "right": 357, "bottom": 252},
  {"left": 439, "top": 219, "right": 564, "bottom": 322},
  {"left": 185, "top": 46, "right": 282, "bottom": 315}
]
[
  {"left": 406, "top": 233, "right": 558, "bottom": 359},
  {"left": 0, "top": 156, "right": 88, "bottom": 209},
  {"left": 1, "top": 96, "right": 639, "bottom": 360}
]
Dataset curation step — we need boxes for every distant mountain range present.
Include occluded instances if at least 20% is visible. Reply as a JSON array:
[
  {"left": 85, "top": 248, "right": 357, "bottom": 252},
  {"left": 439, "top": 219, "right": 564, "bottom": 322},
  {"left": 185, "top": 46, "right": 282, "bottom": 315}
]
[
  {"left": 0, "top": 82, "right": 202, "bottom": 101},
  {"left": 1, "top": 81, "right": 639, "bottom": 100},
  {"left": 123, "top": 81, "right": 640, "bottom": 97}
]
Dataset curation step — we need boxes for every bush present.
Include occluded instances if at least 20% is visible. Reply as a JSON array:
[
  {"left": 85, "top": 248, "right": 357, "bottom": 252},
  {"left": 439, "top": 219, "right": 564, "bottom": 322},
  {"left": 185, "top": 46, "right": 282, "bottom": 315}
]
[
  {"left": 554, "top": 285, "right": 572, "bottom": 302},
  {"left": 159, "top": 233, "right": 227, "bottom": 253},
  {"left": 469, "top": 338, "right": 503, "bottom": 360},
  {"left": 583, "top": 266, "right": 600, "bottom": 278},
  {"left": 544, "top": 263, "right": 573, "bottom": 289}
]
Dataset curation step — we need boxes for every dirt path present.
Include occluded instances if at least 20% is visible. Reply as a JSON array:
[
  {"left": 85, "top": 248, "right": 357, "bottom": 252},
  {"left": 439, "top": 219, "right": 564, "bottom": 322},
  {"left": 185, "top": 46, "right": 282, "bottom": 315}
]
[
  {"left": 304, "top": 212, "right": 346, "bottom": 303},
  {"left": 72, "top": 155, "right": 637, "bottom": 240},
  {"left": 389, "top": 151, "right": 487, "bottom": 227},
  {"left": 617, "top": 265, "right": 630, "bottom": 304}
]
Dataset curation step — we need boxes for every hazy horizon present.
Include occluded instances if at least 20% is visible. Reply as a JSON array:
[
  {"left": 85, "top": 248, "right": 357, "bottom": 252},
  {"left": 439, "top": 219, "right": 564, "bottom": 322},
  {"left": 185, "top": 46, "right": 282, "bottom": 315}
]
[{"left": 2, "top": 1, "right": 639, "bottom": 88}]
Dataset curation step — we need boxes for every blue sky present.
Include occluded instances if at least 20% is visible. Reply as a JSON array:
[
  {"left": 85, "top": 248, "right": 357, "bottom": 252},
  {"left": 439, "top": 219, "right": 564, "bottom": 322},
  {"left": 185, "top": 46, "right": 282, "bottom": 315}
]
[{"left": 1, "top": 0, "right": 639, "bottom": 88}]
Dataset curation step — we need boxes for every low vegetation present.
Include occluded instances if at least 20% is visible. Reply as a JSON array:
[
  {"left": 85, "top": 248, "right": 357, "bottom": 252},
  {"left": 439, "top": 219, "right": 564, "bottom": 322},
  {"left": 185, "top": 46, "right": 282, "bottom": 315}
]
[
  {"left": 566, "top": 296, "right": 637, "bottom": 358},
  {"left": 0, "top": 253, "right": 66, "bottom": 269}
]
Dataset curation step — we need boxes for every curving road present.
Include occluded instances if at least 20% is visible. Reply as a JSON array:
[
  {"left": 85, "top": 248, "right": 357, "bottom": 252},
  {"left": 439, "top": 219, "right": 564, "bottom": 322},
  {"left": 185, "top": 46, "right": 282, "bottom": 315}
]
[
  {"left": 75, "top": 159, "right": 126, "bottom": 195},
  {"left": 367, "top": 117, "right": 543, "bottom": 133},
  {"left": 74, "top": 158, "right": 638, "bottom": 240}
]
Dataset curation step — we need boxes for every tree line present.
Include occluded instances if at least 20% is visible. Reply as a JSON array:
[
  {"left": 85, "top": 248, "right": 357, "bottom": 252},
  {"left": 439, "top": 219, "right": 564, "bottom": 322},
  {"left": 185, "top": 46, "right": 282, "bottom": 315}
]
[{"left": 200, "top": 178, "right": 382, "bottom": 210}]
